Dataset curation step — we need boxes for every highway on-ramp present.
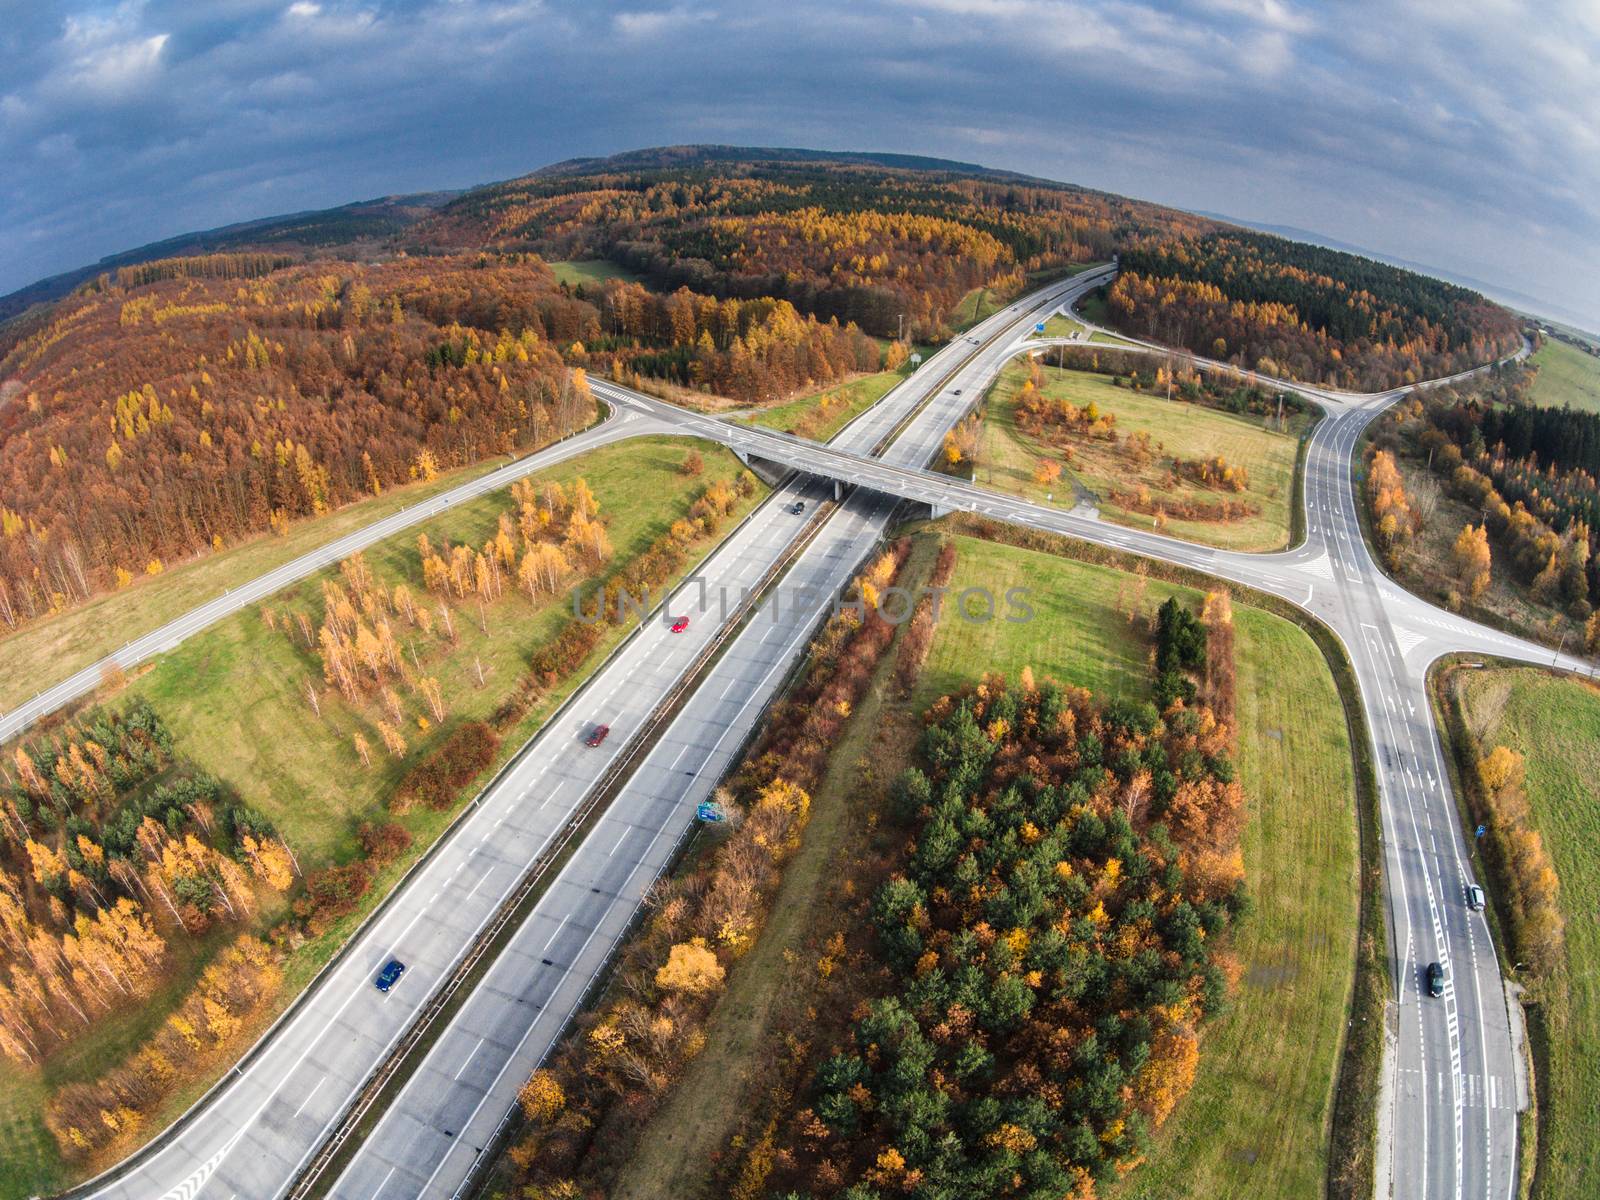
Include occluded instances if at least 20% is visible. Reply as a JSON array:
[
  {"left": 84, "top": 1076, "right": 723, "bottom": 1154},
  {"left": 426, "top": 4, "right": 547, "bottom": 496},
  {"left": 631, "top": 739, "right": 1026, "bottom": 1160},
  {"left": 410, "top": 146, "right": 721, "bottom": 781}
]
[{"left": 41, "top": 258, "right": 1543, "bottom": 1200}]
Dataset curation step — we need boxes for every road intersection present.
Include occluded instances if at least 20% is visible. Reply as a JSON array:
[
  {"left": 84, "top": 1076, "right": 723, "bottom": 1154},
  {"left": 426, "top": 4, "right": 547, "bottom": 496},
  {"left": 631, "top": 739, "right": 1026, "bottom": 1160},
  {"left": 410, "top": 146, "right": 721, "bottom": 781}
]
[
  {"left": 35, "top": 262, "right": 1556, "bottom": 1200},
  {"left": 59, "top": 269, "right": 1107, "bottom": 1200}
]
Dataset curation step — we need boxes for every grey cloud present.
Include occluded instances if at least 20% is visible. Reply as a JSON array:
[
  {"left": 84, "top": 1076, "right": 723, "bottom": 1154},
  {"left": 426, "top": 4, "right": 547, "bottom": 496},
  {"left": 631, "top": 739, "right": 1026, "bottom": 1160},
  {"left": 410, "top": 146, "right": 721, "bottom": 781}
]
[{"left": 1, "top": 0, "right": 1596, "bottom": 329}]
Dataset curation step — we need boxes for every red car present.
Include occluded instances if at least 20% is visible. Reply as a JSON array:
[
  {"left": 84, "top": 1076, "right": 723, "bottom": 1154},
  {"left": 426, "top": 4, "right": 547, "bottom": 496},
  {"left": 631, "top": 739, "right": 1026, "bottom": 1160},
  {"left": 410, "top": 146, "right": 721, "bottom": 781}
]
[
  {"left": 670, "top": 615, "right": 690, "bottom": 633},
  {"left": 584, "top": 724, "right": 610, "bottom": 747}
]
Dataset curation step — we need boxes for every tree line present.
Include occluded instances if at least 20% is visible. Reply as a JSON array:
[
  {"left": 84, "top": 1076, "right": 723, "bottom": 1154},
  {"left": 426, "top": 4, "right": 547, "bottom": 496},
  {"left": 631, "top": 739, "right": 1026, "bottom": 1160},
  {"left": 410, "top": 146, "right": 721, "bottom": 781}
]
[
  {"left": 0, "top": 256, "right": 598, "bottom": 634},
  {"left": 1110, "top": 231, "right": 1521, "bottom": 390},
  {"left": 414, "top": 154, "right": 1219, "bottom": 339},
  {"left": 1369, "top": 378, "right": 1600, "bottom": 634},
  {"left": 0, "top": 701, "right": 296, "bottom": 1073}
]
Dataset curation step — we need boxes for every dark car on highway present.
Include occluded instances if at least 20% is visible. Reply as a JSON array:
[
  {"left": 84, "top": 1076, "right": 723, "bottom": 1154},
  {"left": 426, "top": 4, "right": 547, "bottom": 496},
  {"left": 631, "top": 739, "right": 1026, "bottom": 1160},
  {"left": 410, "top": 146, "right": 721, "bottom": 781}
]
[
  {"left": 789, "top": 501, "right": 805, "bottom": 514},
  {"left": 375, "top": 959, "right": 406, "bottom": 993},
  {"left": 1425, "top": 961, "right": 1445, "bottom": 998},
  {"left": 585, "top": 723, "right": 610, "bottom": 747}
]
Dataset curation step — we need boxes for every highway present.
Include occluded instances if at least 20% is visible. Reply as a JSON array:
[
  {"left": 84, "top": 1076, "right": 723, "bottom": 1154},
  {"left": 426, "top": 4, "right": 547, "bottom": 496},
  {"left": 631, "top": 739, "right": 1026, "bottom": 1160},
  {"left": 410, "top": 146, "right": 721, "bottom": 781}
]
[
  {"left": 37, "top": 258, "right": 1548, "bottom": 1200},
  {"left": 320, "top": 268, "right": 1115, "bottom": 1199},
  {"left": 597, "top": 326, "right": 1550, "bottom": 1200},
  {"left": 61, "top": 266, "right": 1109, "bottom": 1200},
  {"left": 338, "top": 290, "right": 1545, "bottom": 1200}
]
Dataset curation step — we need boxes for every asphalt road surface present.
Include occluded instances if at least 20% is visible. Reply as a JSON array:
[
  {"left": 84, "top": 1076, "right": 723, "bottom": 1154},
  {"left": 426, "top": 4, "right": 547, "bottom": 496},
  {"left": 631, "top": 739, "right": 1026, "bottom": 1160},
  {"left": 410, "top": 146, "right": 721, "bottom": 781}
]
[
  {"left": 65, "top": 267, "right": 1107, "bottom": 1200},
  {"left": 53, "top": 261, "right": 1547, "bottom": 1200}
]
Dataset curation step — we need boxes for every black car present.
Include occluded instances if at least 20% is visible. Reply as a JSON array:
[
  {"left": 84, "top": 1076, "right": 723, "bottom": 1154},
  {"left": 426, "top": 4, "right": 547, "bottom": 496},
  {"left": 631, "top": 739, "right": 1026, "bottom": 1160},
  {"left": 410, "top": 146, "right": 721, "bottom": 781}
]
[
  {"left": 789, "top": 501, "right": 805, "bottom": 515},
  {"left": 1425, "top": 961, "right": 1445, "bottom": 998},
  {"left": 375, "top": 959, "right": 406, "bottom": 993}
]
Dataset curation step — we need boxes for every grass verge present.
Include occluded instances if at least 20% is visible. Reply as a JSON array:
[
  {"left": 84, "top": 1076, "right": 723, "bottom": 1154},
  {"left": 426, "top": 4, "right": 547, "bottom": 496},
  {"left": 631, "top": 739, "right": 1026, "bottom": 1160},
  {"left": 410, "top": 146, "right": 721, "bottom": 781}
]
[
  {"left": 950, "top": 285, "right": 1007, "bottom": 331},
  {"left": 609, "top": 524, "right": 1375, "bottom": 1199},
  {"left": 1434, "top": 663, "right": 1600, "bottom": 1200},
  {"left": 744, "top": 371, "right": 904, "bottom": 440},
  {"left": 973, "top": 363, "right": 1306, "bottom": 551}
]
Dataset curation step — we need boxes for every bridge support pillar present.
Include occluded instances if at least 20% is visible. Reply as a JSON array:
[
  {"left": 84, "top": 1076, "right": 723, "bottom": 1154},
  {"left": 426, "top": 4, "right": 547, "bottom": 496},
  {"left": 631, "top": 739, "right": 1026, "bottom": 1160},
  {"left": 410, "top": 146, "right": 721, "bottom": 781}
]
[{"left": 732, "top": 450, "right": 792, "bottom": 489}]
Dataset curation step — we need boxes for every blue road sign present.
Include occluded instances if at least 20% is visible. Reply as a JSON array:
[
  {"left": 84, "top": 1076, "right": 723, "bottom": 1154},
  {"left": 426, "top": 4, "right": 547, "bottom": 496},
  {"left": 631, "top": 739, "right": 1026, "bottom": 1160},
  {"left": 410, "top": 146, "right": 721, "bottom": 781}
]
[
  {"left": 696, "top": 801, "right": 725, "bottom": 823},
  {"left": 1476, "top": 824, "right": 1486, "bottom": 839},
  {"left": 1035, "top": 322, "right": 1046, "bottom": 333}
]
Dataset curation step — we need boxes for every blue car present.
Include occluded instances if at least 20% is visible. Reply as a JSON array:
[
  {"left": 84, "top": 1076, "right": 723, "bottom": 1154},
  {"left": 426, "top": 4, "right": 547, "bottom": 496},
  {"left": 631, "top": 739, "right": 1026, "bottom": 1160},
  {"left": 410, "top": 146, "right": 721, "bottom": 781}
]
[{"left": 375, "top": 959, "right": 406, "bottom": 993}]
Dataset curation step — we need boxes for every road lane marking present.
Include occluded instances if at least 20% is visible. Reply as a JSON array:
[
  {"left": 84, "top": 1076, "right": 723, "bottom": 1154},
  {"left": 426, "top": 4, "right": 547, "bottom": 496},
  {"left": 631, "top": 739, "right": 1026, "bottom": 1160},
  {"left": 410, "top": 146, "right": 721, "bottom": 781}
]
[{"left": 291, "top": 1073, "right": 327, "bottom": 1118}]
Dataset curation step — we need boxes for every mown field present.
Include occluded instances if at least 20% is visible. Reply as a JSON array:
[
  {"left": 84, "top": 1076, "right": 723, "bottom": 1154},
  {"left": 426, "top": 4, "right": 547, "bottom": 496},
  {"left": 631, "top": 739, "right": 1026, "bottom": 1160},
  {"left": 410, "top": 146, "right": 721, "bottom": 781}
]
[
  {"left": 976, "top": 364, "right": 1305, "bottom": 551},
  {"left": 548, "top": 259, "right": 645, "bottom": 287},
  {"left": 612, "top": 531, "right": 1360, "bottom": 1199},
  {"left": 744, "top": 370, "right": 904, "bottom": 440},
  {"left": 0, "top": 436, "right": 761, "bottom": 1200},
  {"left": 1528, "top": 337, "right": 1600, "bottom": 414},
  {"left": 1449, "top": 665, "right": 1600, "bottom": 1200},
  {"left": 1044, "top": 313, "right": 1087, "bottom": 338},
  {"left": 0, "top": 452, "right": 538, "bottom": 712}
]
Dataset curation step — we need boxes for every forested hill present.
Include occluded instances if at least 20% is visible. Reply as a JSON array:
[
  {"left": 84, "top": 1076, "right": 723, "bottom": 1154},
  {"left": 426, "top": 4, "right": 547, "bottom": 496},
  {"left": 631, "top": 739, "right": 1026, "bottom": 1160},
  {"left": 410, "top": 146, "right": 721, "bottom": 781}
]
[
  {"left": 0, "top": 145, "right": 1525, "bottom": 629},
  {"left": 1108, "top": 231, "right": 1523, "bottom": 389},
  {"left": 409, "top": 146, "right": 1220, "bottom": 338},
  {"left": 0, "top": 254, "right": 595, "bottom": 630},
  {"left": 0, "top": 192, "right": 456, "bottom": 326}
]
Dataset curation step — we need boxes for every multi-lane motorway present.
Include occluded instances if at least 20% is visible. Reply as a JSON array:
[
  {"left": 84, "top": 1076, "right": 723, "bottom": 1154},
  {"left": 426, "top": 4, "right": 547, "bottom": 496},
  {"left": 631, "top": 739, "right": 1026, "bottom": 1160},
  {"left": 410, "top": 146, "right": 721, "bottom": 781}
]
[
  {"left": 603, "top": 334, "right": 1551, "bottom": 1200},
  {"left": 59, "top": 268, "right": 1109, "bottom": 1200},
  {"left": 36, "top": 260, "right": 1557, "bottom": 1200}
]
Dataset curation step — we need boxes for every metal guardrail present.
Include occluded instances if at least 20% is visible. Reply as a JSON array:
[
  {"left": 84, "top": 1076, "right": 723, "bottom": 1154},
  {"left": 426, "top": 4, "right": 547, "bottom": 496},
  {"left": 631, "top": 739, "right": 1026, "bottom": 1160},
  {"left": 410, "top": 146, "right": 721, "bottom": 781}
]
[
  {"left": 449, "top": 515, "right": 895, "bottom": 1200},
  {"left": 287, "top": 495, "right": 844, "bottom": 1198},
  {"left": 50, "top": 423, "right": 775, "bottom": 1200}
]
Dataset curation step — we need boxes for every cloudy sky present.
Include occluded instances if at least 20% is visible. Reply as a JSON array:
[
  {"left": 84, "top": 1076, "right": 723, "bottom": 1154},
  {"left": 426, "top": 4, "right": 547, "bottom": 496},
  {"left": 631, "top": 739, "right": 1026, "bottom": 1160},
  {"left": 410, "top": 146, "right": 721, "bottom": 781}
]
[{"left": 4, "top": 0, "right": 1598, "bottom": 328}]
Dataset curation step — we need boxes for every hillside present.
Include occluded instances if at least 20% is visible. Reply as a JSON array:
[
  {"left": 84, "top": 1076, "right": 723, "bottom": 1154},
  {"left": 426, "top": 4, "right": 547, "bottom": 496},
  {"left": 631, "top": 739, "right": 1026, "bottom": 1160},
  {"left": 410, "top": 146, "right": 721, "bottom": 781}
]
[
  {"left": 0, "top": 145, "right": 1525, "bottom": 631},
  {"left": 410, "top": 145, "right": 1219, "bottom": 338},
  {"left": 0, "top": 253, "right": 594, "bottom": 630},
  {"left": 1108, "top": 231, "right": 1523, "bottom": 389},
  {"left": 0, "top": 193, "right": 455, "bottom": 327}
]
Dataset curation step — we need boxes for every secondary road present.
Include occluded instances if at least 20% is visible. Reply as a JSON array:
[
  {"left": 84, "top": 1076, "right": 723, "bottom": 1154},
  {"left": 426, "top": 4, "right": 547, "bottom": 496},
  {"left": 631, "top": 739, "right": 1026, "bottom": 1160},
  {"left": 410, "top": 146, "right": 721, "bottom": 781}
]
[
  {"left": 46, "top": 258, "right": 1536, "bottom": 1199},
  {"left": 0, "top": 405, "right": 667, "bottom": 745},
  {"left": 603, "top": 323, "right": 1549, "bottom": 1200},
  {"left": 63, "top": 266, "right": 1109, "bottom": 1200}
]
